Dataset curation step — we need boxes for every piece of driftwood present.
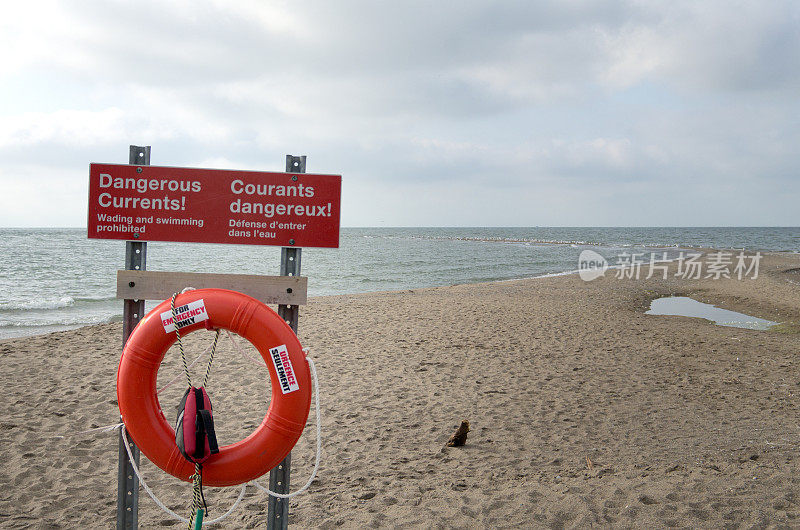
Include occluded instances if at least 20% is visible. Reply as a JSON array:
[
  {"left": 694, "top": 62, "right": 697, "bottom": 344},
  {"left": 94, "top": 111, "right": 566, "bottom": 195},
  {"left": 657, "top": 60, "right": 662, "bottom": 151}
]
[{"left": 446, "top": 420, "right": 470, "bottom": 447}]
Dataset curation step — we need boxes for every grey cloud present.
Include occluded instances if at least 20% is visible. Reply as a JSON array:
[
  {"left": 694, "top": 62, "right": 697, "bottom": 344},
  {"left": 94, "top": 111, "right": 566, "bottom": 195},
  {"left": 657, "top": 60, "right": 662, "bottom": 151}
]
[{"left": 1, "top": 0, "right": 799, "bottom": 226}]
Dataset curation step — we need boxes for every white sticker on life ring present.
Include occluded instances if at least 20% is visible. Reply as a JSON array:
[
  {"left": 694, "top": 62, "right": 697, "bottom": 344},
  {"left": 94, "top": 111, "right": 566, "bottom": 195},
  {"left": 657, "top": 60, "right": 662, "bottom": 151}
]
[
  {"left": 269, "top": 344, "right": 299, "bottom": 394},
  {"left": 161, "top": 299, "right": 209, "bottom": 333}
]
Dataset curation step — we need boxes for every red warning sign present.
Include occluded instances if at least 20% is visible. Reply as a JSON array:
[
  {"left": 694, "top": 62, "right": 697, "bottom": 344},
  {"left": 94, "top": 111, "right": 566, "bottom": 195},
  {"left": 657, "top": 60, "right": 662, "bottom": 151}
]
[{"left": 88, "top": 163, "right": 341, "bottom": 248}]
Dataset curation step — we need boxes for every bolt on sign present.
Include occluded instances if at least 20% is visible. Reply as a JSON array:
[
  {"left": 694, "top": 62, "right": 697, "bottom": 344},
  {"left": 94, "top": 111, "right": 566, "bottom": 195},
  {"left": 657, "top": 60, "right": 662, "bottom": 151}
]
[{"left": 88, "top": 164, "right": 341, "bottom": 248}]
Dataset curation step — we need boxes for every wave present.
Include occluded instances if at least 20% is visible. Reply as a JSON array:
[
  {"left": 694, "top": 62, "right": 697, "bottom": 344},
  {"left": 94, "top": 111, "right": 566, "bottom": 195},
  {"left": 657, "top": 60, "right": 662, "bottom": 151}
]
[
  {"left": 405, "top": 234, "right": 721, "bottom": 250},
  {"left": 0, "top": 295, "right": 117, "bottom": 311},
  {"left": 0, "top": 312, "right": 119, "bottom": 328},
  {"left": 0, "top": 296, "right": 76, "bottom": 311},
  {"left": 411, "top": 235, "right": 605, "bottom": 246}
]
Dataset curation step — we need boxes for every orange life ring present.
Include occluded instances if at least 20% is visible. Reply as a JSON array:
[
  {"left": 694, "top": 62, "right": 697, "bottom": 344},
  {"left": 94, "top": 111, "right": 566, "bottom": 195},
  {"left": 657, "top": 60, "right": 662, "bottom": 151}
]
[{"left": 117, "top": 288, "right": 312, "bottom": 487}]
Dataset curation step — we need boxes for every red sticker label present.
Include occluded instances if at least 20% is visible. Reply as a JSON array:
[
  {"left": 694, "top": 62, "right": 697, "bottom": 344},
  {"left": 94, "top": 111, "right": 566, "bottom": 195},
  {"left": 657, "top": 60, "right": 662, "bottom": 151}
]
[{"left": 269, "top": 344, "right": 299, "bottom": 394}]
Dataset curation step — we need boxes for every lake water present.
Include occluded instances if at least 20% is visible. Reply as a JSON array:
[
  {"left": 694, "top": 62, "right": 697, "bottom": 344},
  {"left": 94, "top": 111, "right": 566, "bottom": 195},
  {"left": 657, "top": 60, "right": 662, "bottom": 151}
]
[{"left": 0, "top": 226, "right": 796, "bottom": 339}]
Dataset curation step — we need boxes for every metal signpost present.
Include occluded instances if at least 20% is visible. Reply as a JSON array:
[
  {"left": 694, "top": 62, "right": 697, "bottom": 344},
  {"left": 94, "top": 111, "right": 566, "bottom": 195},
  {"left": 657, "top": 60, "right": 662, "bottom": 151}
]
[
  {"left": 101, "top": 148, "right": 338, "bottom": 529},
  {"left": 268, "top": 155, "right": 306, "bottom": 529},
  {"left": 117, "top": 145, "right": 149, "bottom": 529}
]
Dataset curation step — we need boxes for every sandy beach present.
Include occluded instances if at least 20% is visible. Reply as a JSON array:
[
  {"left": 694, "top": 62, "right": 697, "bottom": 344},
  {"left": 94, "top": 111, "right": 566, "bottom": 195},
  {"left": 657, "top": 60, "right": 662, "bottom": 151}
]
[{"left": 2, "top": 251, "right": 799, "bottom": 528}]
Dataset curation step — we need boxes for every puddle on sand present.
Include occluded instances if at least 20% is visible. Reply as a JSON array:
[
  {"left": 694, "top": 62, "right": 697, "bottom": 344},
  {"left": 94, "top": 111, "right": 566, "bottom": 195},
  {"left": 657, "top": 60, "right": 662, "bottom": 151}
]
[{"left": 646, "top": 296, "right": 778, "bottom": 330}]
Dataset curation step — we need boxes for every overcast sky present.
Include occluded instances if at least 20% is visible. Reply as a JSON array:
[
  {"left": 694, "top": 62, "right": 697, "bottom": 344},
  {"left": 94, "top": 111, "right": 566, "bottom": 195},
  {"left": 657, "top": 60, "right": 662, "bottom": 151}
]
[{"left": 1, "top": 1, "right": 798, "bottom": 227}]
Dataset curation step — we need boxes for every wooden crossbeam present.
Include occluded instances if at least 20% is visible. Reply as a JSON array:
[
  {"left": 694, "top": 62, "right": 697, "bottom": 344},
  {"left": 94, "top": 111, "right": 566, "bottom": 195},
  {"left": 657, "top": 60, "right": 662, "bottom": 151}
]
[{"left": 116, "top": 270, "right": 307, "bottom": 305}]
